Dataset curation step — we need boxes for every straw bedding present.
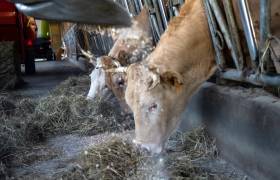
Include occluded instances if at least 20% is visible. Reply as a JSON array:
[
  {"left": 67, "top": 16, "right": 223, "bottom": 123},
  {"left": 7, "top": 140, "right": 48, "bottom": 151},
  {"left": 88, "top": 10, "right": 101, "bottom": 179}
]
[
  {"left": 0, "top": 75, "right": 232, "bottom": 179},
  {"left": 54, "top": 128, "right": 221, "bottom": 180}
]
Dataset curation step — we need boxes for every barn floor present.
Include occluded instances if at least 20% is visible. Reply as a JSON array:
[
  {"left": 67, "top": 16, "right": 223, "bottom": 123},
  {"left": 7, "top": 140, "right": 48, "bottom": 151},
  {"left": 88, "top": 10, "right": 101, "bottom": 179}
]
[
  {"left": 13, "top": 60, "right": 85, "bottom": 98},
  {"left": 1, "top": 60, "right": 251, "bottom": 179},
  {"left": 12, "top": 131, "right": 251, "bottom": 179}
]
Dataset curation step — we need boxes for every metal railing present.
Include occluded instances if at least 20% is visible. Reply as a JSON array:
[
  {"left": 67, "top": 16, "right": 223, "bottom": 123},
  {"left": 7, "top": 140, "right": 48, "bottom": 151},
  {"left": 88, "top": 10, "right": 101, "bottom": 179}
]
[
  {"left": 124, "top": 0, "right": 280, "bottom": 87},
  {"left": 70, "top": 0, "right": 280, "bottom": 87},
  {"left": 203, "top": 0, "right": 280, "bottom": 87}
]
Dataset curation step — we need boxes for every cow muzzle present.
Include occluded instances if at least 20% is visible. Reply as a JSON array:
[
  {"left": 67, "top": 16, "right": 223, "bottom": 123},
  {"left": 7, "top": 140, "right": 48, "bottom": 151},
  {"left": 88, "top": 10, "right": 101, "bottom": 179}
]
[{"left": 133, "top": 139, "right": 163, "bottom": 154}]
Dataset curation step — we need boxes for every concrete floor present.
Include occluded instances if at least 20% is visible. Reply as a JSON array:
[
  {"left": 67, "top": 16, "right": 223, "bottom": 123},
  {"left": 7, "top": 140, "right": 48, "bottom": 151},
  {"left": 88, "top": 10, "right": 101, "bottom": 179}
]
[{"left": 12, "top": 60, "right": 85, "bottom": 98}]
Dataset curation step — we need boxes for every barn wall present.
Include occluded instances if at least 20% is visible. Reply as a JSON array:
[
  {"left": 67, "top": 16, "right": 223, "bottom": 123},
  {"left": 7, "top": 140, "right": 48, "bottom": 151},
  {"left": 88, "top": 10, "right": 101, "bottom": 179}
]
[{"left": 179, "top": 83, "right": 280, "bottom": 180}]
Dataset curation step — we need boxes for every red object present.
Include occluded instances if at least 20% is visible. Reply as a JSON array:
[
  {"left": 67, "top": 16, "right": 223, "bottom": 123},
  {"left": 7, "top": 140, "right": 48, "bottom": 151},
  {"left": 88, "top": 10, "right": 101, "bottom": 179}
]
[
  {"left": 26, "top": 39, "right": 33, "bottom": 46},
  {"left": 0, "top": 0, "right": 19, "bottom": 41},
  {"left": 0, "top": 0, "right": 27, "bottom": 63}
]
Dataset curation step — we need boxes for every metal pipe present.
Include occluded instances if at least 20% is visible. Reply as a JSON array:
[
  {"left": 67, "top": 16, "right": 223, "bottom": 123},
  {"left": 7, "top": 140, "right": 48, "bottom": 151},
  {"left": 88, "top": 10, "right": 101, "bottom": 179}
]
[
  {"left": 133, "top": 0, "right": 141, "bottom": 14},
  {"left": 260, "top": 0, "right": 271, "bottom": 69},
  {"left": 222, "top": 0, "right": 244, "bottom": 70},
  {"left": 238, "top": 0, "right": 258, "bottom": 66},
  {"left": 157, "top": 0, "right": 168, "bottom": 29},
  {"left": 123, "top": 0, "right": 130, "bottom": 14},
  {"left": 152, "top": 0, "right": 164, "bottom": 34},
  {"left": 209, "top": 0, "right": 240, "bottom": 70},
  {"left": 220, "top": 69, "right": 280, "bottom": 87},
  {"left": 204, "top": 0, "right": 226, "bottom": 70},
  {"left": 149, "top": 16, "right": 159, "bottom": 43},
  {"left": 137, "top": 0, "right": 143, "bottom": 10},
  {"left": 150, "top": 14, "right": 161, "bottom": 41}
]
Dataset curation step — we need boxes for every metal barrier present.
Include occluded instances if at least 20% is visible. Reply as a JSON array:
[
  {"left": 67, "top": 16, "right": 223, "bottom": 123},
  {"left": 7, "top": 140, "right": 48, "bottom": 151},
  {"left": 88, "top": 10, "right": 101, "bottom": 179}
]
[
  {"left": 72, "top": 0, "right": 280, "bottom": 87},
  {"left": 124, "top": 0, "right": 280, "bottom": 87},
  {"left": 203, "top": 0, "right": 280, "bottom": 87}
]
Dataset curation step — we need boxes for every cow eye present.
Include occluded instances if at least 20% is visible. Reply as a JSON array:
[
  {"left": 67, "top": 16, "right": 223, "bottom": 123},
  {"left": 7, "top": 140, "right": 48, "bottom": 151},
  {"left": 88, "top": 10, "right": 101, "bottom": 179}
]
[{"left": 148, "top": 103, "right": 158, "bottom": 112}]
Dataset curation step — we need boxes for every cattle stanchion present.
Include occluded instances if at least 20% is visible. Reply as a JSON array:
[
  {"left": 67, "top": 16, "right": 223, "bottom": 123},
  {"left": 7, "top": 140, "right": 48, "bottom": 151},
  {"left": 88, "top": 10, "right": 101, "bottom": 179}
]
[
  {"left": 208, "top": 0, "right": 240, "bottom": 71},
  {"left": 204, "top": 0, "right": 226, "bottom": 70},
  {"left": 152, "top": 0, "right": 165, "bottom": 34},
  {"left": 150, "top": 14, "right": 162, "bottom": 42},
  {"left": 158, "top": 0, "right": 168, "bottom": 29},
  {"left": 259, "top": 0, "right": 271, "bottom": 73},
  {"left": 137, "top": 0, "right": 143, "bottom": 10},
  {"left": 222, "top": 0, "right": 244, "bottom": 71},
  {"left": 220, "top": 69, "right": 280, "bottom": 87},
  {"left": 238, "top": 0, "right": 258, "bottom": 68},
  {"left": 123, "top": 0, "right": 130, "bottom": 14}
]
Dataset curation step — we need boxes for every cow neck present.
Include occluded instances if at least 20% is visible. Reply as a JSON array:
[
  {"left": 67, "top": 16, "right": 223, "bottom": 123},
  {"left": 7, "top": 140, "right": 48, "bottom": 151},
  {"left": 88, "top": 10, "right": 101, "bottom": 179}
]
[{"left": 147, "top": 0, "right": 215, "bottom": 76}]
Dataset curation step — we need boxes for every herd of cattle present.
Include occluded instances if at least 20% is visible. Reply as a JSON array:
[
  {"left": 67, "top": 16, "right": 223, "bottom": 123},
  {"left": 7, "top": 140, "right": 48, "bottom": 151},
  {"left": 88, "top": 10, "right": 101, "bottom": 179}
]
[
  {"left": 84, "top": 0, "right": 280, "bottom": 153},
  {"left": 12, "top": 0, "right": 279, "bottom": 153},
  {"left": 85, "top": 0, "right": 215, "bottom": 153}
]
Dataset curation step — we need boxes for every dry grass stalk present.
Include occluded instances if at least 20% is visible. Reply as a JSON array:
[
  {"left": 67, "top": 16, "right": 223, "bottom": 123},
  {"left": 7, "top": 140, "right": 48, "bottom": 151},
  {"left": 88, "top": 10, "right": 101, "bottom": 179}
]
[{"left": 58, "top": 128, "right": 220, "bottom": 180}]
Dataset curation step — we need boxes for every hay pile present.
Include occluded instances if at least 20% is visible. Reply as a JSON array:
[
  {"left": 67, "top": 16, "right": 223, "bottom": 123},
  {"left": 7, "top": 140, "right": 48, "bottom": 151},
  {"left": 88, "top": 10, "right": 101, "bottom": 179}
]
[
  {"left": 55, "top": 128, "right": 221, "bottom": 180},
  {"left": 29, "top": 94, "right": 132, "bottom": 137},
  {"left": 78, "top": 137, "right": 140, "bottom": 179},
  {"left": 0, "top": 75, "right": 234, "bottom": 179},
  {"left": 0, "top": 162, "right": 8, "bottom": 180},
  {"left": 0, "top": 75, "right": 133, "bottom": 173},
  {"left": 51, "top": 76, "right": 91, "bottom": 96}
]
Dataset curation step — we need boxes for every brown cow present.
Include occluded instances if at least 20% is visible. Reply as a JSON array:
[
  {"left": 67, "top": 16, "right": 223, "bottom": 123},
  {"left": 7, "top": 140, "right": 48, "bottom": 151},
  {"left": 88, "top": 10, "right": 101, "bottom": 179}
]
[
  {"left": 87, "top": 8, "right": 154, "bottom": 112},
  {"left": 124, "top": 0, "right": 280, "bottom": 153},
  {"left": 125, "top": 0, "right": 216, "bottom": 153}
]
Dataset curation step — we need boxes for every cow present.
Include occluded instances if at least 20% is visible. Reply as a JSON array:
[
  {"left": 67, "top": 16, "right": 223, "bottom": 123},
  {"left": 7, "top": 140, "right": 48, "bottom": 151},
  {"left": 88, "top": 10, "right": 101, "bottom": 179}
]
[
  {"left": 124, "top": 0, "right": 216, "bottom": 153},
  {"left": 87, "top": 8, "right": 154, "bottom": 113},
  {"left": 123, "top": 0, "right": 280, "bottom": 153}
]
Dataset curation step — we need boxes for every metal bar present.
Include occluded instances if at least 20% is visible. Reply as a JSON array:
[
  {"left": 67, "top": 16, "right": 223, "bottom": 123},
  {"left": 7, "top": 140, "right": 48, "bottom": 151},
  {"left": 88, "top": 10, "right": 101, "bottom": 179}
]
[
  {"left": 222, "top": 0, "right": 244, "bottom": 70},
  {"left": 238, "top": 0, "right": 258, "bottom": 67},
  {"left": 204, "top": 0, "right": 226, "bottom": 70},
  {"left": 158, "top": 0, "right": 168, "bottom": 29},
  {"left": 137, "top": 0, "right": 143, "bottom": 10},
  {"left": 209, "top": 0, "right": 240, "bottom": 70},
  {"left": 260, "top": 0, "right": 271, "bottom": 70},
  {"left": 220, "top": 69, "right": 280, "bottom": 87},
  {"left": 152, "top": 0, "right": 165, "bottom": 34},
  {"left": 150, "top": 14, "right": 161, "bottom": 42},
  {"left": 133, "top": 0, "right": 141, "bottom": 14},
  {"left": 123, "top": 0, "right": 130, "bottom": 14}
]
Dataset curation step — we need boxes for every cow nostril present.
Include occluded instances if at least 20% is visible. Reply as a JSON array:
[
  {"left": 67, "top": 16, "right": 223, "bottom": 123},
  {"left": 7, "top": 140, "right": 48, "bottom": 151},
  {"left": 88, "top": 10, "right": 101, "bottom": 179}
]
[
  {"left": 117, "top": 78, "right": 125, "bottom": 86},
  {"left": 148, "top": 103, "right": 157, "bottom": 112}
]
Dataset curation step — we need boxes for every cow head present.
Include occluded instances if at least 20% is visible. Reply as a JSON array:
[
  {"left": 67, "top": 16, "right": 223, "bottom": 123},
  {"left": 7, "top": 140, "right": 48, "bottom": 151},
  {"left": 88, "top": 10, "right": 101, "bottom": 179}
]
[
  {"left": 87, "top": 56, "right": 128, "bottom": 111},
  {"left": 125, "top": 63, "right": 186, "bottom": 153},
  {"left": 87, "top": 57, "right": 107, "bottom": 99}
]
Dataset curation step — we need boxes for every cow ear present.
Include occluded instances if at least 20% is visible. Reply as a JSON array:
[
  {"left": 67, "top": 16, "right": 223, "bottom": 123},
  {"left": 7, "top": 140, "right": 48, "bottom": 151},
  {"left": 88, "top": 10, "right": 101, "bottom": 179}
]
[{"left": 161, "top": 71, "right": 183, "bottom": 89}]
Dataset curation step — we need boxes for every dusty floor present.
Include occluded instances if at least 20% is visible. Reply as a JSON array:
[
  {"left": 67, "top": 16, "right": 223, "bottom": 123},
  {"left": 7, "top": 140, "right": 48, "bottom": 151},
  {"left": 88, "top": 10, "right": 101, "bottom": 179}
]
[
  {"left": 13, "top": 60, "right": 85, "bottom": 98},
  {"left": 12, "top": 131, "right": 250, "bottom": 180},
  {"left": 3, "top": 60, "right": 251, "bottom": 179}
]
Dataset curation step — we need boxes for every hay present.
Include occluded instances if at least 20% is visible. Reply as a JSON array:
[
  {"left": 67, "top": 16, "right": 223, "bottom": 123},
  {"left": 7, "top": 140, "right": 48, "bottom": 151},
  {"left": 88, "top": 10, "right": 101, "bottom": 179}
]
[
  {"left": 0, "top": 75, "right": 228, "bottom": 179},
  {"left": 56, "top": 128, "right": 222, "bottom": 180},
  {"left": 0, "top": 95, "right": 16, "bottom": 116},
  {"left": 0, "top": 75, "right": 133, "bottom": 177},
  {"left": 16, "top": 98, "right": 38, "bottom": 115},
  {"left": 0, "top": 162, "right": 8, "bottom": 179},
  {"left": 51, "top": 75, "right": 90, "bottom": 96},
  {"left": 53, "top": 136, "right": 142, "bottom": 180},
  {"left": 133, "top": 128, "right": 219, "bottom": 179},
  {"left": 79, "top": 137, "right": 140, "bottom": 179},
  {"left": 29, "top": 94, "right": 133, "bottom": 137}
]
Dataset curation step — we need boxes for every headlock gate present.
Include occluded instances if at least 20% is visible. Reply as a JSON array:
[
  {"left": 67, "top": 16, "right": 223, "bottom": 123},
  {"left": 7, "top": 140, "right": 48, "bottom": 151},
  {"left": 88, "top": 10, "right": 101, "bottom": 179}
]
[{"left": 71, "top": 0, "right": 280, "bottom": 88}]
